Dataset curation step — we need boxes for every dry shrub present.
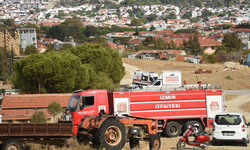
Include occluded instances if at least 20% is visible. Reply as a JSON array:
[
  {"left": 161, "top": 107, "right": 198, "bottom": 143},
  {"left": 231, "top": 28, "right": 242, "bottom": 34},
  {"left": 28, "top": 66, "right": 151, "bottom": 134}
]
[{"left": 216, "top": 51, "right": 228, "bottom": 62}]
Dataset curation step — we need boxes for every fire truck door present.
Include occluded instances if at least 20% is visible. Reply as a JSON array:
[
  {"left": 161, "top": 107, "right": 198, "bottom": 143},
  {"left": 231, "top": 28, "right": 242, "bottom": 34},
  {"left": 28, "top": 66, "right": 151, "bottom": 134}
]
[
  {"left": 206, "top": 93, "right": 223, "bottom": 127},
  {"left": 113, "top": 98, "right": 130, "bottom": 115}
]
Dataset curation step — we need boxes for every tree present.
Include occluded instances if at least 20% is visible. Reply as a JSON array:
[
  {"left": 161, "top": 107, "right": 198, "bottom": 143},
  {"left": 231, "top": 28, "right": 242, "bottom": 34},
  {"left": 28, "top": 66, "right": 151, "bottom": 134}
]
[
  {"left": 60, "top": 43, "right": 73, "bottom": 51},
  {"left": 215, "top": 44, "right": 228, "bottom": 54},
  {"left": 31, "top": 111, "right": 47, "bottom": 123},
  {"left": 11, "top": 43, "right": 124, "bottom": 94},
  {"left": 94, "top": 37, "right": 110, "bottom": 48},
  {"left": 130, "top": 19, "right": 142, "bottom": 26},
  {"left": 142, "top": 36, "right": 155, "bottom": 46},
  {"left": 168, "top": 12, "right": 177, "bottom": 19},
  {"left": 147, "top": 14, "right": 158, "bottom": 22},
  {"left": 84, "top": 26, "right": 97, "bottom": 37},
  {"left": 24, "top": 45, "right": 39, "bottom": 55},
  {"left": 133, "top": 27, "right": 139, "bottom": 36},
  {"left": 202, "top": 9, "right": 212, "bottom": 19},
  {"left": 47, "top": 100, "right": 63, "bottom": 121},
  {"left": 2, "top": 19, "right": 16, "bottom": 27},
  {"left": 182, "top": 11, "right": 192, "bottom": 19},
  {"left": 150, "top": 25, "right": 156, "bottom": 31},
  {"left": 216, "top": 51, "right": 228, "bottom": 62},
  {"left": 222, "top": 32, "right": 242, "bottom": 53},
  {"left": 45, "top": 13, "right": 51, "bottom": 19},
  {"left": 45, "top": 44, "right": 55, "bottom": 53},
  {"left": 0, "top": 47, "right": 4, "bottom": 77}
]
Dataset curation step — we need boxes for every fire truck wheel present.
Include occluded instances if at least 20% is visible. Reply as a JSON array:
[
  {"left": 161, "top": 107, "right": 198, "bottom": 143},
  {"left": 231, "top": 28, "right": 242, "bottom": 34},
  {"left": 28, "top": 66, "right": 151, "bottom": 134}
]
[
  {"left": 149, "top": 134, "right": 161, "bottom": 150},
  {"left": 183, "top": 121, "right": 203, "bottom": 133},
  {"left": 164, "top": 121, "right": 181, "bottom": 137},
  {"left": 2, "top": 139, "right": 24, "bottom": 150},
  {"left": 94, "top": 118, "right": 126, "bottom": 150},
  {"left": 77, "top": 128, "right": 89, "bottom": 145}
]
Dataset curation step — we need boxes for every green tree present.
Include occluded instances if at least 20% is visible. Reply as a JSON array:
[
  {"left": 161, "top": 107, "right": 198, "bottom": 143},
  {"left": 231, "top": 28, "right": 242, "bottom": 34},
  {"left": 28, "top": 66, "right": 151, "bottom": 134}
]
[
  {"left": 45, "top": 13, "right": 51, "bottom": 18},
  {"left": 202, "top": 9, "right": 212, "bottom": 19},
  {"left": 168, "top": 12, "right": 177, "bottom": 19},
  {"left": 45, "top": 44, "right": 55, "bottom": 53},
  {"left": 215, "top": 44, "right": 228, "bottom": 54},
  {"left": 84, "top": 26, "right": 97, "bottom": 37},
  {"left": 142, "top": 36, "right": 155, "bottom": 46},
  {"left": 201, "top": 53, "right": 217, "bottom": 64},
  {"left": 31, "top": 111, "right": 47, "bottom": 123},
  {"left": 47, "top": 100, "right": 63, "bottom": 121},
  {"left": 60, "top": 43, "right": 73, "bottom": 51},
  {"left": 69, "top": 43, "right": 125, "bottom": 85},
  {"left": 2, "top": 19, "right": 16, "bottom": 27},
  {"left": 148, "top": 14, "right": 158, "bottom": 22},
  {"left": 135, "top": 44, "right": 149, "bottom": 51},
  {"left": 222, "top": 32, "right": 242, "bottom": 53},
  {"left": 150, "top": 25, "right": 156, "bottom": 31},
  {"left": 130, "top": 19, "right": 142, "bottom": 26},
  {"left": 182, "top": 11, "right": 192, "bottom": 19},
  {"left": 24, "top": 45, "right": 39, "bottom": 55}
]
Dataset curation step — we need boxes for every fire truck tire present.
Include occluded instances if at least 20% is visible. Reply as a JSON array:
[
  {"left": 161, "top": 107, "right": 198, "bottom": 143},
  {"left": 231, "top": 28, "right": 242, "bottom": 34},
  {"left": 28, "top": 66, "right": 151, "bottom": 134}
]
[
  {"left": 149, "top": 134, "right": 161, "bottom": 150},
  {"left": 183, "top": 121, "right": 203, "bottom": 133},
  {"left": 94, "top": 118, "right": 126, "bottom": 150},
  {"left": 2, "top": 139, "right": 24, "bottom": 150},
  {"left": 163, "top": 121, "right": 181, "bottom": 137}
]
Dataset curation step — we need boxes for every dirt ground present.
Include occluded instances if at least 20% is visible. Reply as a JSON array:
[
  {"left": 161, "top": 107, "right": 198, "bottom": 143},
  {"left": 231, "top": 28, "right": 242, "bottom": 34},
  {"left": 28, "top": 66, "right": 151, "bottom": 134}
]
[{"left": 122, "top": 58, "right": 250, "bottom": 90}]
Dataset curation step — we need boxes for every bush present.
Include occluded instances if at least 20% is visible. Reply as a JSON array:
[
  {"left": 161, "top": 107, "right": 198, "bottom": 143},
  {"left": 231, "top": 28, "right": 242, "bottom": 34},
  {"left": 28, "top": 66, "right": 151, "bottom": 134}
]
[
  {"left": 31, "top": 110, "right": 47, "bottom": 123},
  {"left": 47, "top": 100, "right": 63, "bottom": 120},
  {"left": 201, "top": 54, "right": 218, "bottom": 64},
  {"left": 225, "top": 75, "right": 233, "bottom": 80},
  {"left": 216, "top": 51, "right": 228, "bottom": 62}
]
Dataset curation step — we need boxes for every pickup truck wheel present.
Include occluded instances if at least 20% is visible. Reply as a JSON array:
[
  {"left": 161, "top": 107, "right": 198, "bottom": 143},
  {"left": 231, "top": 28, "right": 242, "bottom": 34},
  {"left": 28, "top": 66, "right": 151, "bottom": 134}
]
[
  {"left": 2, "top": 139, "right": 24, "bottom": 150},
  {"left": 94, "top": 118, "right": 126, "bottom": 150},
  {"left": 164, "top": 121, "right": 181, "bottom": 137},
  {"left": 149, "top": 134, "right": 161, "bottom": 150}
]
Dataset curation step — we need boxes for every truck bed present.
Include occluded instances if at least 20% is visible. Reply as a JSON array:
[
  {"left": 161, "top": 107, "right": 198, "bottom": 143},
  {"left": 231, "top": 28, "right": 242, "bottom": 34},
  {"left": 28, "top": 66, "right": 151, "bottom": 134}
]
[{"left": 0, "top": 122, "right": 73, "bottom": 139}]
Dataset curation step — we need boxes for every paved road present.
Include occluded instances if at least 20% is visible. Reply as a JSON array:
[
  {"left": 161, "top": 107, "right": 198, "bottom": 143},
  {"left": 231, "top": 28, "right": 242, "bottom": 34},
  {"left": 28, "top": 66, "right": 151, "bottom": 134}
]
[{"left": 225, "top": 90, "right": 250, "bottom": 95}]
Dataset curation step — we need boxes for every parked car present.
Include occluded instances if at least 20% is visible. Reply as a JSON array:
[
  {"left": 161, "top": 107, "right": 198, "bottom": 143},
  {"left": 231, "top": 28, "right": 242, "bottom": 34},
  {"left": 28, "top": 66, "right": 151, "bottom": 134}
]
[{"left": 212, "top": 112, "right": 250, "bottom": 146}]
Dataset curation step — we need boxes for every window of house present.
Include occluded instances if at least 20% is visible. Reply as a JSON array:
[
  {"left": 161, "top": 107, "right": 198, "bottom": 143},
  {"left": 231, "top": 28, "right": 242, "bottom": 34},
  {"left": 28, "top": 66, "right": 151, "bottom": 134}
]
[
  {"left": 30, "top": 30, "right": 34, "bottom": 33},
  {"left": 33, "top": 37, "right": 35, "bottom": 42}
]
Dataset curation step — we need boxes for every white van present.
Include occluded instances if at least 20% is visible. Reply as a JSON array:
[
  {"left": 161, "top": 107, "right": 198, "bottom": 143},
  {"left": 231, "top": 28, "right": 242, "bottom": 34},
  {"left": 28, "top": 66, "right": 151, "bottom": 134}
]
[
  {"left": 212, "top": 112, "right": 250, "bottom": 146},
  {"left": 132, "top": 70, "right": 158, "bottom": 86}
]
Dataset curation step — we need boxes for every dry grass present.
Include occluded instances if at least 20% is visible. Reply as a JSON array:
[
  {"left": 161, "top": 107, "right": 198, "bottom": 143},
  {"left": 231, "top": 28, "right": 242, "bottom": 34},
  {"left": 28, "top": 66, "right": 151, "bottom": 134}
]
[
  {"left": 24, "top": 139, "right": 93, "bottom": 150},
  {"left": 242, "top": 101, "right": 250, "bottom": 112},
  {"left": 123, "top": 58, "right": 250, "bottom": 90}
]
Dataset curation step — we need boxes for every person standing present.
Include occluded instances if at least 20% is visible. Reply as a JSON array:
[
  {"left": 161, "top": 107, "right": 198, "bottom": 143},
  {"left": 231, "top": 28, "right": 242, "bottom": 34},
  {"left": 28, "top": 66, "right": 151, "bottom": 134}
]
[{"left": 62, "top": 109, "right": 72, "bottom": 121}]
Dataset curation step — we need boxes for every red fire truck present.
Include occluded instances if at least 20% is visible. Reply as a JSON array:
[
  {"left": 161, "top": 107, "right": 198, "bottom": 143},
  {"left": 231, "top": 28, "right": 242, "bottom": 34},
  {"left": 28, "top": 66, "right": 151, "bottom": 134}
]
[{"left": 67, "top": 88, "right": 225, "bottom": 137}]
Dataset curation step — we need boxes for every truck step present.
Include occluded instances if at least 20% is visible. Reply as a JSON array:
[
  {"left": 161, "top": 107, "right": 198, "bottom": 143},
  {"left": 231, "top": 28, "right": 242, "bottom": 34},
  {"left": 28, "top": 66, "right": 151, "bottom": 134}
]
[{"left": 157, "top": 130, "right": 163, "bottom": 132}]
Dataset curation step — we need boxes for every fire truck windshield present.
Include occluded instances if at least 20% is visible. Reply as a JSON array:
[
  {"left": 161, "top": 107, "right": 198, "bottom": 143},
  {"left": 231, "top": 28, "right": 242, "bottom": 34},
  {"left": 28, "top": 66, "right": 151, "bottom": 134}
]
[{"left": 67, "top": 96, "right": 80, "bottom": 112}]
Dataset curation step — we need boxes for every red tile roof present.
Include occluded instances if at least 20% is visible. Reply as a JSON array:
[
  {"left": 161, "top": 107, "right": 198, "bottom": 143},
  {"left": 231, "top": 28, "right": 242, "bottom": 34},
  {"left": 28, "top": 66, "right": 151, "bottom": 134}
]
[
  {"left": 128, "top": 39, "right": 140, "bottom": 44},
  {"left": 1, "top": 94, "right": 72, "bottom": 109}
]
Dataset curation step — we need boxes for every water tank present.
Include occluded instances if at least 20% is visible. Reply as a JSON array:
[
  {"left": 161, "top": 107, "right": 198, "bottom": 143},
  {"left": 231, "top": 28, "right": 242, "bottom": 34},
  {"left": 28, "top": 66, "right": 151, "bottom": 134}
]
[{"left": 247, "top": 53, "right": 250, "bottom": 67}]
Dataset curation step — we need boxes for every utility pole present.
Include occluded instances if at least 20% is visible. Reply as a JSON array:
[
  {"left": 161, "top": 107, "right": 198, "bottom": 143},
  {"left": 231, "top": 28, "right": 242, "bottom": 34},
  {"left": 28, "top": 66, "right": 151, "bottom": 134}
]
[{"left": 3, "top": 29, "right": 7, "bottom": 74}]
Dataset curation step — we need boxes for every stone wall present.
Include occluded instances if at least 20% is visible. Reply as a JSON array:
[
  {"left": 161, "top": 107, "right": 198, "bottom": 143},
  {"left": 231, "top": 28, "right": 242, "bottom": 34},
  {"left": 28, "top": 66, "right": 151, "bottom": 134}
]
[{"left": 0, "top": 29, "right": 20, "bottom": 56}]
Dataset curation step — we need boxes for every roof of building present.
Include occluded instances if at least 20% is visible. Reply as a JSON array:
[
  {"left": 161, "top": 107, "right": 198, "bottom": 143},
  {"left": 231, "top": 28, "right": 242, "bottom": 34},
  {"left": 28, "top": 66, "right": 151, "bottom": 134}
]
[{"left": 128, "top": 39, "right": 140, "bottom": 44}]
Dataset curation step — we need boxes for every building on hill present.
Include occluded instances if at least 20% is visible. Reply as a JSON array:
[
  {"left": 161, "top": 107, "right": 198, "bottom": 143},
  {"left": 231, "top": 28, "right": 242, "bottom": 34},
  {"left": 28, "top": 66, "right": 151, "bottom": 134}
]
[
  {"left": 17, "top": 28, "right": 37, "bottom": 52},
  {"left": 0, "top": 93, "right": 71, "bottom": 123}
]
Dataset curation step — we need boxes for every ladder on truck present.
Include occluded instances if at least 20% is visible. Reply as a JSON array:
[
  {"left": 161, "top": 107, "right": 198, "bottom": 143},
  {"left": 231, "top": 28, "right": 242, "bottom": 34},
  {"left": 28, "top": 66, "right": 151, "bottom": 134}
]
[{"left": 116, "top": 83, "right": 221, "bottom": 92}]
